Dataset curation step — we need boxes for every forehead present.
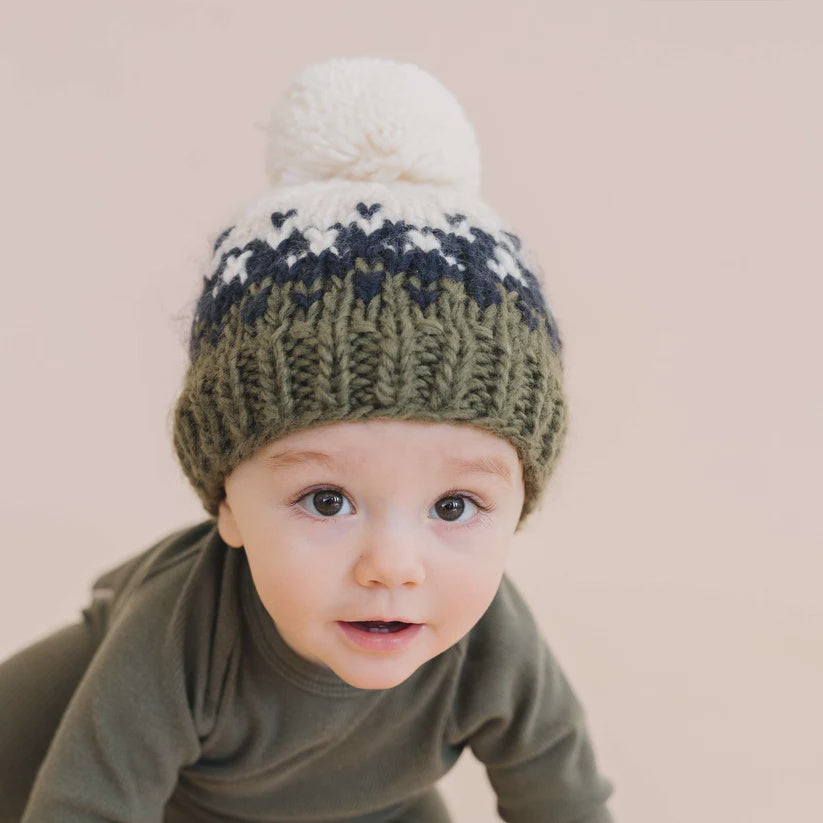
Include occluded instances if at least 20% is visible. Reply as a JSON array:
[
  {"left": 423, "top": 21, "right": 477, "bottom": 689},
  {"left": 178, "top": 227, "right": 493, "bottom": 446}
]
[
  {"left": 265, "top": 448, "right": 513, "bottom": 485},
  {"left": 260, "top": 419, "right": 520, "bottom": 485}
]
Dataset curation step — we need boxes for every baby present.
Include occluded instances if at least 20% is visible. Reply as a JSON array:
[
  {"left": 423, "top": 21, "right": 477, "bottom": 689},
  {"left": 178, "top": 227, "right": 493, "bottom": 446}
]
[{"left": 0, "top": 57, "right": 615, "bottom": 822}]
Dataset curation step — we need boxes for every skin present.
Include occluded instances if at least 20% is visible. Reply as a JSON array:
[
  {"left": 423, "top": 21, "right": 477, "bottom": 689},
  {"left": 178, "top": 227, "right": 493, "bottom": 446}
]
[{"left": 217, "top": 418, "right": 525, "bottom": 690}]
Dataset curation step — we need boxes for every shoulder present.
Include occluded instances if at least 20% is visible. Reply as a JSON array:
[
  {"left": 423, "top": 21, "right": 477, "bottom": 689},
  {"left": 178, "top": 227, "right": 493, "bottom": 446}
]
[
  {"left": 445, "top": 575, "right": 543, "bottom": 724},
  {"left": 88, "top": 519, "right": 215, "bottom": 606},
  {"left": 462, "top": 573, "right": 542, "bottom": 668},
  {"left": 84, "top": 520, "right": 243, "bottom": 738},
  {"left": 84, "top": 519, "right": 237, "bottom": 633},
  {"left": 80, "top": 519, "right": 227, "bottom": 637},
  {"left": 447, "top": 574, "right": 587, "bottom": 748},
  {"left": 92, "top": 519, "right": 240, "bottom": 643}
]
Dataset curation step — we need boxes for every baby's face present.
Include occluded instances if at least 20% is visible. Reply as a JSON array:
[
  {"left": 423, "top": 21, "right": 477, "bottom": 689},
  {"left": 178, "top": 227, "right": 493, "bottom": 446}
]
[{"left": 218, "top": 418, "right": 525, "bottom": 690}]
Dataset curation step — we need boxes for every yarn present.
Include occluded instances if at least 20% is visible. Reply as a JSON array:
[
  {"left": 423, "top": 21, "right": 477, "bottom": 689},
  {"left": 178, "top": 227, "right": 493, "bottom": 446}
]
[{"left": 263, "top": 57, "right": 482, "bottom": 192}]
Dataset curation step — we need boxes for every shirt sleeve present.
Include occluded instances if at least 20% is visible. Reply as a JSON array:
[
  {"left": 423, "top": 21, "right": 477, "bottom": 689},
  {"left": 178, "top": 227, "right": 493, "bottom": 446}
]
[
  {"left": 452, "top": 577, "right": 615, "bottom": 823},
  {"left": 20, "top": 555, "right": 204, "bottom": 823}
]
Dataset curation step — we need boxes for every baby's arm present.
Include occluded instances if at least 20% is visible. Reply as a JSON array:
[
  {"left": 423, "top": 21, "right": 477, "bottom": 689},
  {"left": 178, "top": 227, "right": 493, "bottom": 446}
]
[
  {"left": 453, "top": 577, "right": 614, "bottom": 823},
  {"left": 20, "top": 565, "right": 203, "bottom": 822}
]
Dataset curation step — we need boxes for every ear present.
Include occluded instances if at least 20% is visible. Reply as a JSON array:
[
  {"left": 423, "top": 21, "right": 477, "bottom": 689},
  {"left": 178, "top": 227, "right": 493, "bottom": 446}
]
[{"left": 217, "top": 497, "right": 244, "bottom": 548}]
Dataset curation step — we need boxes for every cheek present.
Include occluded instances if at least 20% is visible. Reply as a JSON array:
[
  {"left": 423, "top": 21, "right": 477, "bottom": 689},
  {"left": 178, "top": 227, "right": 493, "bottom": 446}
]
[
  {"left": 247, "top": 539, "right": 346, "bottom": 619},
  {"left": 432, "top": 549, "right": 508, "bottom": 624}
]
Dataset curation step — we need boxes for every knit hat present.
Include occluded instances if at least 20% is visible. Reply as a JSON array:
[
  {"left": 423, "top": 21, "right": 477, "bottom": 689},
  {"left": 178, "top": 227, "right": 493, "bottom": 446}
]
[{"left": 172, "top": 57, "right": 567, "bottom": 530}]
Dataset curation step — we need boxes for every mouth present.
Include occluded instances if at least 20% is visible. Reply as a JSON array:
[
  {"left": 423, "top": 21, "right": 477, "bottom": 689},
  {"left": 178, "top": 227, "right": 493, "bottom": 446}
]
[
  {"left": 344, "top": 620, "right": 418, "bottom": 634},
  {"left": 337, "top": 619, "right": 423, "bottom": 651}
]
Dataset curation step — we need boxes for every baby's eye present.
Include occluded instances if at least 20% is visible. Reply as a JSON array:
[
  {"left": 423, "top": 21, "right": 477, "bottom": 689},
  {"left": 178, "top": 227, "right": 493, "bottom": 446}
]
[
  {"left": 293, "top": 489, "right": 487, "bottom": 524},
  {"left": 297, "top": 489, "right": 353, "bottom": 518},
  {"left": 429, "top": 494, "right": 481, "bottom": 524}
]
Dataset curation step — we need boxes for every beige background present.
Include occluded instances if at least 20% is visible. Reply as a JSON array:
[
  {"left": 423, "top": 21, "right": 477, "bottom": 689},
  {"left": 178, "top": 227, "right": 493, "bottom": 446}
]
[{"left": 1, "top": 1, "right": 821, "bottom": 821}]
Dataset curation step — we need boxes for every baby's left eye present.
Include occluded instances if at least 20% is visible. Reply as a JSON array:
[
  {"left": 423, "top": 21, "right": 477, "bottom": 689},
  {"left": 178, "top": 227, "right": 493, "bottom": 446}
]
[{"left": 430, "top": 494, "right": 481, "bottom": 523}]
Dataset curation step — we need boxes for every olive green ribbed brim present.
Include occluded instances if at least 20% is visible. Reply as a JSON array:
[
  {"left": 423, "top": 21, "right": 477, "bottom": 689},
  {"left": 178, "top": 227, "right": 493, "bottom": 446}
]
[{"left": 172, "top": 262, "right": 567, "bottom": 530}]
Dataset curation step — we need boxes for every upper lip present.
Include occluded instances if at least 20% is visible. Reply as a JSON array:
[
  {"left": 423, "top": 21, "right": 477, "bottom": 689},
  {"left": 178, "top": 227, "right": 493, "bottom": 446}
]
[{"left": 341, "top": 617, "right": 421, "bottom": 624}]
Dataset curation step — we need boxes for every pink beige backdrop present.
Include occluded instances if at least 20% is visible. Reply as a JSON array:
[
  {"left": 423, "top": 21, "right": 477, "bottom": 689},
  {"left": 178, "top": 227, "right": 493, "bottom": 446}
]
[{"left": 1, "top": 2, "right": 821, "bottom": 821}]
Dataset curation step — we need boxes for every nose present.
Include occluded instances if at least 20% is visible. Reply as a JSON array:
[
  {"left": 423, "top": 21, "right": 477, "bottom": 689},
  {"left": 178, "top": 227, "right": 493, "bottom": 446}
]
[{"left": 352, "top": 527, "right": 426, "bottom": 589}]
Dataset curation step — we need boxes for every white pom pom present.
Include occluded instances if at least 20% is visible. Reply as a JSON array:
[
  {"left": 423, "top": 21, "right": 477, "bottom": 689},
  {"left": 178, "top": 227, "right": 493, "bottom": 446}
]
[{"left": 263, "top": 57, "right": 481, "bottom": 193}]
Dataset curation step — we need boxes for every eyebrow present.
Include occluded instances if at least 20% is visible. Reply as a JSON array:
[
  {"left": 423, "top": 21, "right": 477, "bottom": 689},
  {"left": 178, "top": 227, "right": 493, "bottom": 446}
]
[{"left": 264, "top": 449, "right": 512, "bottom": 484}]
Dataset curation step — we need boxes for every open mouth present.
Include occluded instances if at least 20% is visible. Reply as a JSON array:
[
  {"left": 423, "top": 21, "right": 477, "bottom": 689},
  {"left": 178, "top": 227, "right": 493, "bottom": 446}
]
[
  {"left": 338, "top": 620, "right": 423, "bottom": 650},
  {"left": 346, "top": 621, "right": 415, "bottom": 634}
]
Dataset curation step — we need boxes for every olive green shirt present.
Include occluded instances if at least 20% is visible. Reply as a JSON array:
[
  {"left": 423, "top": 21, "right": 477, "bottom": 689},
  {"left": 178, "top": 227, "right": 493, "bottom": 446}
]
[{"left": 21, "top": 520, "right": 614, "bottom": 822}]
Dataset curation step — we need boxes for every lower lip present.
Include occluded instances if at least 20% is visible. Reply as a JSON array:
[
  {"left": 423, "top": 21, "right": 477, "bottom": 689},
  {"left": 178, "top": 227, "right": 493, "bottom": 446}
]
[{"left": 337, "top": 621, "right": 423, "bottom": 652}]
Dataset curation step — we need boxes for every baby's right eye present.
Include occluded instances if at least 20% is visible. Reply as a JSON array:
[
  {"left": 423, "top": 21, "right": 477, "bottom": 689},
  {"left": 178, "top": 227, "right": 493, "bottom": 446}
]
[{"left": 295, "top": 488, "right": 354, "bottom": 518}]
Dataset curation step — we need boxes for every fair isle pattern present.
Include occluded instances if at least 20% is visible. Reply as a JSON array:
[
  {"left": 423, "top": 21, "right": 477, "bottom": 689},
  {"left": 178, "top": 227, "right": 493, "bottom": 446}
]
[{"left": 189, "top": 201, "right": 563, "bottom": 361}]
